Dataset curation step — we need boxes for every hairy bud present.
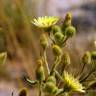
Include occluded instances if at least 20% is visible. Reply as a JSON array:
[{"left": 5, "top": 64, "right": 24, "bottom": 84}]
[
  {"left": 52, "top": 25, "right": 61, "bottom": 34},
  {"left": 45, "top": 82, "right": 58, "bottom": 94},
  {"left": 36, "top": 59, "right": 45, "bottom": 81},
  {"left": 54, "top": 32, "right": 64, "bottom": 43},
  {"left": 82, "top": 51, "right": 91, "bottom": 64},
  {"left": 62, "top": 52, "right": 71, "bottom": 65},
  {"left": 47, "top": 76, "right": 56, "bottom": 85},
  {"left": 52, "top": 45, "right": 62, "bottom": 56},
  {"left": 65, "top": 26, "right": 76, "bottom": 37},
  {"left": 40, "top": 34, "right": 48, "bottom": 49}
]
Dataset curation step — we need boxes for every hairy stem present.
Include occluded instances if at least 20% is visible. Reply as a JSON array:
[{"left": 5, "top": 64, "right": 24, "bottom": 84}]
[
  {"left": 43, "top": 50, "right": 50, "bottom": 75},
  {"left": 50, "top": 56, "right": 60, "bottom": 75},
  {"left": 80, "top": 69, "right": 95, "bottom": 83}
]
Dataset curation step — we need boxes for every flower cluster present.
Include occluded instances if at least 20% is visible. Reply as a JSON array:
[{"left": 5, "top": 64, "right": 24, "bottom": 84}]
[{"left": 20, "top": 12, "right": 96, "bottom": 96}]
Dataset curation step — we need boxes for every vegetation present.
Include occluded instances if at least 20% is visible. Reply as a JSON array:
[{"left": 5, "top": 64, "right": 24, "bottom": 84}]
[{"left": 17, "top": 13, "right": 96, "bottom": 96}]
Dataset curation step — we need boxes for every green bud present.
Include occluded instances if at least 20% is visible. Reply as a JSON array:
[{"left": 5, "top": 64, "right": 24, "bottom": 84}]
[
  {"left": 52, "top": 45, "right": 62, "bottom": 56},
  {"left": 40, "top": 34, "right": 48, "bottom": 49},
  {"left": 36, "top": 60, "right": 45, "bottom": 81},
  {"left": 52, "top": 25, "right": 61, "bottom": 34},
  {"left": 54, "top": 32, "right": 64, "bottom": 43},
  {"left": 62, "top": 20, "right": 71, "bottom": 33},
  {"left": 91, "top": 51, "right": 96, "bottom": 61},
  {"left": 47, "top": 76, "right": 56, "bottom": 85},
  {"left": 19, "top": 88, "right": 28, "bottom": 96},
  {"left": 37, "top": 59, "right": 43, "bottom": 66},
  {"left": 65, "top": 26, "right": 76, "bottom": 37},
  {"left": 62, "top": 52, "right": 71, "bottom": 65},
  {"left": 65, "top": 12, "right": 72, "bottom": 21},
  {"left": 45, "top": 82, "right": 58, "bottom": 94},
  {"left": 82, "top": 51, "right": 91, "bottom": 64}
]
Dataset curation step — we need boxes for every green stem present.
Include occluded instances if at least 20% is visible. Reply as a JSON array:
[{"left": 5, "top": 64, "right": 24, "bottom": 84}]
[
  {"left": 50, "top": 56, "right": 60, "bottom": 75},
  {"left": 77, "top": 63, "right": 86, "bottom": 79},
  {"left": 38, "top": 82, "right": 42, "bottom": 96},
  {"left": 80, "top": 69, "right": 95, "bottom": 83},
  {"left": 43, "top": 50, "right": 50, "bottom": 75},
  {"left": 55, "top": 70, "right": 64, "bottom": 82}
]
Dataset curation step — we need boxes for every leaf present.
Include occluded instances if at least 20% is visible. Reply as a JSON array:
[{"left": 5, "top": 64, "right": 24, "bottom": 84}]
[
  {"left": 26, "top": 78, "right": 38, "bottom": 85},
  {"left": 0, "top": 52, "right": 7, "bottom": 65}
]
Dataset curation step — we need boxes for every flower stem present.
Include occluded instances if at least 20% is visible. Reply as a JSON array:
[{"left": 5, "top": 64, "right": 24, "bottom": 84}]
[
  {"left": 38, "top": 82, "right": 42, "bottom": 96},
  {"left": 80, "top": 69, "right": 95, "bottom": 83},
  {"left": 44, "top": 50, "right": 50, "bottom": 75},
  {"left": 50, "top": 56, "right": 60, "bottom": 75}
]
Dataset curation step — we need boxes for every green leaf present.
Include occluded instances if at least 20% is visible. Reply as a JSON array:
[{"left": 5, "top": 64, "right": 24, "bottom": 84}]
[{"left": 0, "top": 52, "right": 7, "bottom": 65}]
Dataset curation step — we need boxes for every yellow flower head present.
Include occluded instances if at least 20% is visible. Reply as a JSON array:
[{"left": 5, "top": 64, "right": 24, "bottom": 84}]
[
  {"left": 32, "top": 16, "right": 59, "bottom": 28},
  {"left": 63, "top": 71, "right": 85, "bottom": 93}
]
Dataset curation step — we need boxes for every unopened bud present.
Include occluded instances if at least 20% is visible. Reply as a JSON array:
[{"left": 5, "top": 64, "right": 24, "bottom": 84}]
[
  {"left": 47, "top": 76, "right": 56, "bottom": 85},
  {"left": 52, "top": 25, "right": 61, "bottom": 34},
  {"left": 62, "top": 52, "right": 71, "bottom": 65},
  {"left": 54, "top": 32, "right": 64, "bottom": 43},
  {"left": 65, "top": 26, "right": 76, "bottom": 37},
  {"left": 65, "top": 12, "right": 72, "bottom": 21},
  {"left": 52, "top": 45, "right": 62, "bottom": 56},
  {"left": 82, "top": 51, "right": 91, "bottom": 64},
  {"left": 40, "top": 34, "right": 48, "bottom": 49},
  {"left": 45, "top": 82, "right": 58, "bottom": 94},
  {"left": 36, "top": 62, "right": 45, "bottom": 81}
]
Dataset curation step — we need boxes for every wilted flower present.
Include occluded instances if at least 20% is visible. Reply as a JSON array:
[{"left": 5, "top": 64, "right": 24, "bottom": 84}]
[
  {"left": 32, "top": 16, "right": 59, "bottom": 28},
  {"left": 63, "top": 71, "right": 85, "bottom": 93}
]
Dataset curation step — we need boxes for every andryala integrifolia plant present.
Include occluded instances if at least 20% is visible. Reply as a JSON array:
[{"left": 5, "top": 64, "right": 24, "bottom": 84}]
[{"left": 20, "top": 12, "right": 96, "bottom": 96}]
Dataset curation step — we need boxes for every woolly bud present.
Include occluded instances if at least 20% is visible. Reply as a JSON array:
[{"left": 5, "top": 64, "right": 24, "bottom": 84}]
[
  {"left": 82, "top": 51, "right": 91, "bottom": 64},
  {"left": 52, "top": 45, "right": 62, "bottom": 56},
  {"left": 91, "top": 51, "right": 96, "bottom": 61},
  {"left": 47, "top": 76, "right": 56, "bottom": 85},
  {"left": 36, "top": 59, "right": 45, "bottom": 81},
  {"left": 65, "top": 12, "right": 72, "bottom": 21},
  {"left": 37, "top": 59, "right": 43, "bottom": 66},
  {"left": 65, "top": 26, "right": 76, "bottom": 37},
  {"left": 40, "top": 34, "right": 48, "bottom": 49},
  {"left": 52, "top": 25, "right": 61, "bottom": 34},
  {"left": 45, "top": 82, "right": 58, "bottom": 94},
  {"left": 54, "top": 32, "right": 64, "bottom": 43},
  {"left": 62, "top": 52, "right": 71, "bottom": 65}
]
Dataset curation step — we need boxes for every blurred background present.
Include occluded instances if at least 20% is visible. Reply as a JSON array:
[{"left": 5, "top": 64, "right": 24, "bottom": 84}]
[{"left": 0, "top": 0, "right": 96, "bottom": 96}]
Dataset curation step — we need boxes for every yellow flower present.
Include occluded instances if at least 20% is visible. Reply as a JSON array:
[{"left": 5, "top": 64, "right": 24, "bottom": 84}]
[
  {"left": 32, "top": 16, "right": 59, "bottom": 28},
  {"left": 63, "top": 71, "right": 85, "bottom": 93}
]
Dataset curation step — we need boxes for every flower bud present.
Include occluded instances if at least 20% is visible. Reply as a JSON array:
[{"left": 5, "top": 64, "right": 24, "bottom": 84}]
[
  {"left": 65, "top": 26, "right": 76, "bottom": 37},
  {"left": 47, "top": 76, "right": 56, "bottom": 85},
  {"left": 36, "top": 60, "right": 45, "bottom": 81},
  {"left": 54, "top": 32, "right": 64, "bottom": 43},
  {"left": 62, "top": 52, "right": 71, "bottom": 65},
  {"left": 91, "top": 51, "right": 96, "bottom": 61},
  {"left": 52, "top": 25, "right": 61, "bottom": 34},
  {"left": 82, "top": 51, "right": 91, "bottom": 64},
  {"left": 65, "top": 12, "right": 72, "bottom": 21},
  {"left": 62, "top": 20, "right": 71, "bottom": 33},
  {"left": 40, "top": 34, "right": 48, "bottom": 49},
  {"left": 45, "top": 82, "right": 58, "bottom": 94},
  {"left": 37, "top": 59, "right": 43, "bottom": 66},
  {"left": 52, "top": 45, "right": 62, "bottom": 56}
]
